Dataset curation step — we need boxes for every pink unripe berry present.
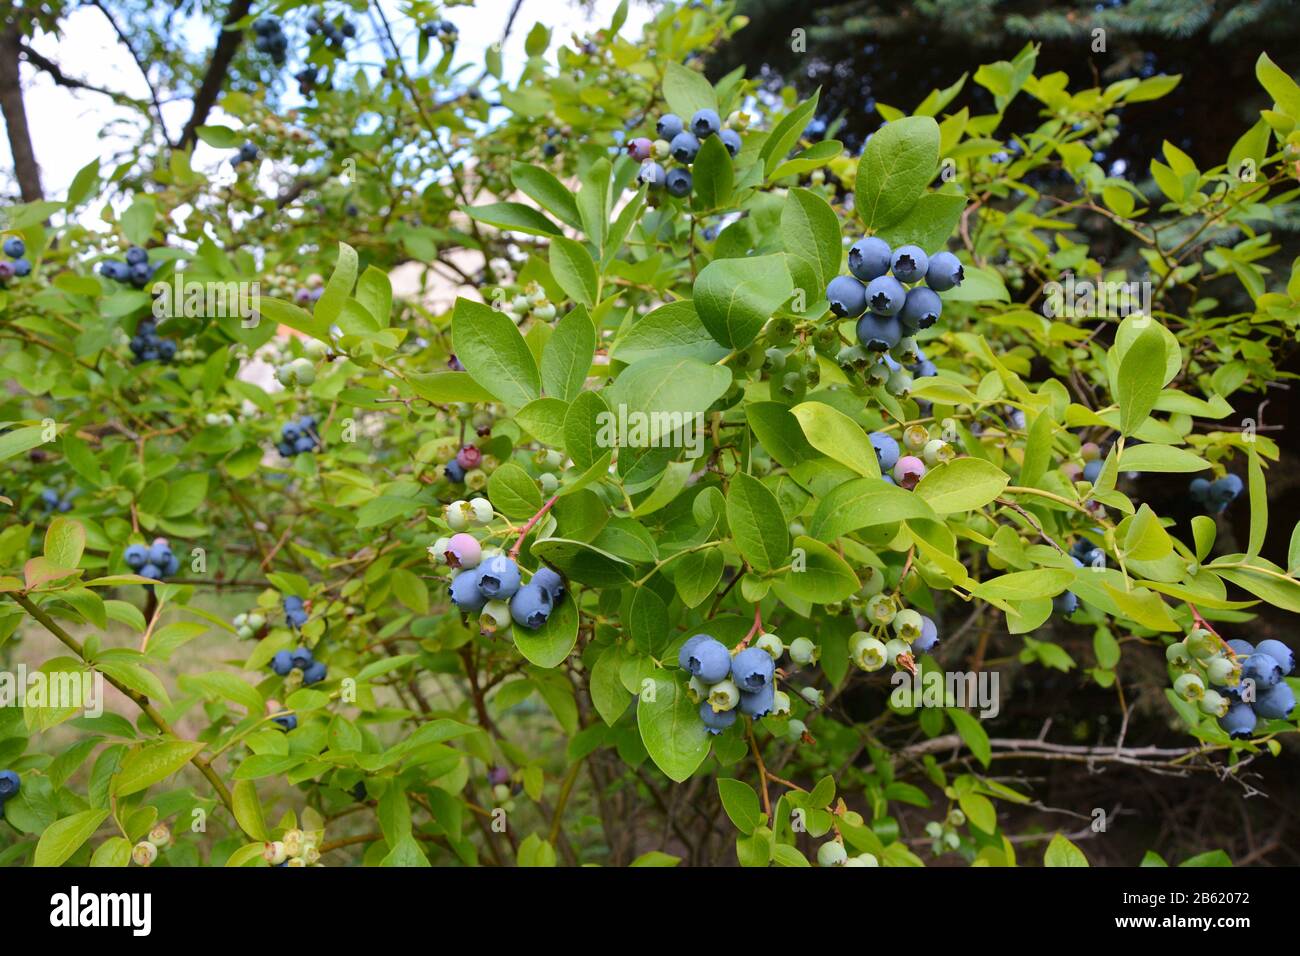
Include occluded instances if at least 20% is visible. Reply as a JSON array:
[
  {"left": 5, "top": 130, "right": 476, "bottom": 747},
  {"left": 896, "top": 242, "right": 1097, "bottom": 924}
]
[
  {"left": 456, "top": 445, "right": 482, "bottom": 469},
  {"left": 894, "top": 455, "right": 927, "bottom": 490},
  {"left": 445, "top": 532, "right": 482, "bottom": 569},
  {"left": 627, "top": 137, "right": 654, "bottom": 162}
]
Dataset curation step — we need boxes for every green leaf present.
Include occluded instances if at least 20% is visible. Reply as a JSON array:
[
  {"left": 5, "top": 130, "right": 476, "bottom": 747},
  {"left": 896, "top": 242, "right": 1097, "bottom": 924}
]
[
  {"left": 530, "top": 538, "right": 634, "bottom": 587},
  {"left": 611, "top": 300, "right": 727, "bottom": 365},
  {"left": 1256, "top": 53, "right": 1300, "bottom": 118},
  {"left": 549, "top": 237, "right": 598, "bottom": 307},
  {"left": 628, "top": 586, "right": 670, "bottom": 658},
  {"left": 692, "top": 254, "right": 794, "bottom": 349},
  {"left": 691, "top": 135, "right": 734, "bottom": 211},
  {"left": 1044, "top": 833, "right": 1090, "bottom": 867},
  {"left": 790, "top": 402, "right": 880, "bottom": 478},
  {"left": 874, "top": 192, "right": 967, "bottom": 254},
  {"left": 662, "top": 62, "right": 717, "bottom": 120},
  {"left": 1116, "top": 324, "right": 1169, "bottom": 436},
  {"left": 777, "top": 536, "right": 858, "bottom": 603},
  {"left": 1116, "top": 444, "right": 1209, "bottom": 473},
  {"left": 782, "top": 188, "right": 842, "bottom": 305},
  {"left": 637, "top": 668, "right": 711, "bottom": 783},
  {"left": 947, "top": 708, "right": 992, "bottom": 767},
  {"left": 0, "top": 425, "right": 50, "bottom": 465},
  {"left": 232, "top": 779, "right": 268, "bottom": 840},
  {"left": 314, "top": 242, "right": 359, "bottom": 329},
  {"left": 717, "top": 778, "right": 762, "bottom": 834},
  {"left": 466, "top": 202, "right": 563, "bottom": 237},
  {"left": 1246, "top": 448, "right": 1266, "bottom": 562},
  {"left": 112, "top": 739, "right": 205, "bottom": 797},
  {"left": 44, "top": 517, "right": 85, "bottom": 570},
  {"left": 808, "top": 478, "right": 937, "bottom": 539},
  {"left": 761, "top": 93, "right": 820, "bottom": 177},
  {"left": 854, "top": 116, "right": 940, "bottom": 228},
  {"left": 914, "top": 458, "right": 1009, "bottom": 514},
  {"left": 34, "top": 809, "right": 109, "bottom": 867},
  {"left": 515, "top": 397, "right": 568, "bottom": 448},
  {"left": 541, "top": 305, "right": 595, "bottom": 401},
  {"left": 726, "top": 473, "right": 790, "bottom": 573},
  {"left": 488, "top": 462, "right": 544, "bottom": 520},
  {"left": 450, "top": 297, "right": 541, "bottom": 408},
  {"left": 510, "top": 162, "right": 582, "bottom": 229}
]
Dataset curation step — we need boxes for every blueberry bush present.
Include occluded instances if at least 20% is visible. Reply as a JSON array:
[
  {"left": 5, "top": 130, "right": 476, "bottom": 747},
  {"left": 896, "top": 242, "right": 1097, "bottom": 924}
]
[{"left": 2, "top": 1, "right": 1300, "bottom": 868}]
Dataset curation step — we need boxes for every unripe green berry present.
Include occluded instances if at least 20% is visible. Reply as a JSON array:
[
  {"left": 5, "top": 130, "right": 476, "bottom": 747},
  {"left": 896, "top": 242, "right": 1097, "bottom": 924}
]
[
  {"left": 1185, "top": 628, "right": 1217, "bottom": 660},
  {"left": 1165, "top": 642, "right": 1192, "bottom": 669},
  {"left": 903, "top": 424, "right": 930, "bottom": 452},
  {"left": 464, "top": 468, "right": 488, "bottom": 491},
  {"left": 1205, "top": 655, "right": 1241, "bottom": 687},
  {"left": 893, "top": 608, "right": 923, "bottom": 642},
  {"left": 884, "top": 638, "right": 911, "bottom": 667},
  {"left": 755, "top": 633, "right": 784, "bottom": 660},
  {"left": 786, "top": 718, "right": 806, "bottom": 740},
  {"left": 866, "top": 593, "right": 896, "bottom": 627},
  {"left": 922, "top": 439, "right": 954, "bottom": 466},
  {"left": 844, "top": 853, "right": 879, "bottom": 867},
  {"left": 850, "top": 632, "right": 887, "bottom": 672},
  {"left": 687, "top": 675, "right": 709, "bottom": 704},
  {"left": 1198, "top": 689, "right": 1229, "bottom": 717},
  {"left": 539, "top": 472, "right": 559, "bottom": 493},
  {"left": 859, "top": 565, "right": 886, "bottom": 598},
  {"left": 1174, "top": 671, "right": 1205, "bottom": 701},
  {"left": 772, "top": 690, "right": 792, "bottom": 716},
  {"left": 817, "top": 841, "right": 847, "bottom": 867},
  {"left": 478, "top": 599, "right": 512, "bottom": 635},
  {"left": 800, "top": 686, "right": 824, "bottom": 707},
  {"left": 788, "top": 637, "right": 818, "bottom": 665},
  {"left": 708, "top": 679, "right": 740, "bottom": 713}
]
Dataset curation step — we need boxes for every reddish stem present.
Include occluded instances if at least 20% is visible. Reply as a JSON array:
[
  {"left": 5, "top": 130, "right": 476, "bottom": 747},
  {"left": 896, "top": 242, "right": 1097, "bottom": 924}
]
[
  {"left": 735, "top": 605, "right": 763, "bottom": 650},
  {"left": 509, "top": 495, "right": 558, "bottom": 560},
  {"left": 1188, "top": 603, "right": 1237, "bottom": 658}
]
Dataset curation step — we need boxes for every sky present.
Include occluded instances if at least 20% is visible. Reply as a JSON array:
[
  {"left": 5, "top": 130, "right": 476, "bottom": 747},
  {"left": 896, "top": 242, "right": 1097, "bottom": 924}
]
[{"left": 5, "top": 0, "right": 652, "bottom": 198}]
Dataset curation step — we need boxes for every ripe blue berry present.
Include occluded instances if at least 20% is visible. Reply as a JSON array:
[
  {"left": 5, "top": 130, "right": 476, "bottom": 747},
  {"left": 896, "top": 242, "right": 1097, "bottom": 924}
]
[
  {"left": 924, "top": 251, "right": 964, "bottom": 291},
  {"left": 125, "top": 246, "right": 148, "bottom": 266},
  {"left": 3, "top": 238, "right": 24, "bottom": 258},
  {"left": 1243, "top": 653, "right": 1283, "bottom": 690},
  {"left": 139, "top": 563, "right": 162, "bottom": 580},
  {"left": 719, "top": 128, "right": 742, "bottom": 156},
  {"left": 731, "top": 646, "right": 775, "bottom": 692},
  {"left": 531, "top": 566, "right": 565, "bottom": 604},
  {"left": 865, "top": 275, "right": 906, "bottom": 316},
  {"left": 856, "top": 314, "right": 902, "bottom": 352},
  {"left": 1254, "top": 681, "right": 1295, "bottom": 720},
  {"left": 0, "top": 770, "right": 19, "bottom": 797},
  {"left": 680, "top": 636, "right": 731, "bottom": 684},
  {"left": 302, "top": 661, "right": 328, "bottom": 685},
  {"left": 1226, "top": 639, "right": 1254, "bottom": 656},
  {"left": 666, "top": 168, "right": 693, "bottom": 197},
  {"left": 272, "top": 714, "right": 298, "bottom": 731},
  {"left": 1210, "top": 474, "right": 1243, "bottom": 503},
  {"left": 289, "top": 646, "right": 314, "bottom": 670},
  {"left": 690, "top": 109, "right": 721, "bottom": 138},
  {"left": 1053, "top": 591, "right": 1079, "bottom": 615},
  {"left": 899, "top": 287, "right": 942, "bottom": 332},
  {"left": 1254, "top": 639, "right": 1294, "bottom": 675},
  {"left": 1219, "top": 701, "right": 1257, "bottom": 738},
  {"left": 445, "top": 460, "right": 466, "bottom": 483},
  {"left": 826, "top": 275, "right": 867, "bottom": 318},
  {"left": 699, "top": 700, "right": 737, "bottom": 735},
  {"left": 124, "top": 544, "right": 148, "bottom": 570},
  {"left": 669, "top": 132, "right": 700, "bottom": 164},
  {"left": 271, "top": 650, "right": 294, "bottom": 676},
  {"left": 1189, "top": 477, "right": 1210, "bottom": 502},
  {"left": 637, "top": 161, "right": 667, "bottom": 189},
  {"left": 869, "top": 432, "right": 900, "bottom": 471},
  {"left": 11, "top": 258, "right": 30, "bottom": 277},
  {"left": 509, "top": 583, "right": 553, "bottom": 630},
  {"left": 848, "top": 237, "right": 892, "bottom": 282},
  {"left": 738, "top": 684, "right": 775, "bottom": 717},
  {"left": 656, "top": 114, "right": 684, "bottom": 139},
  {"left": 890, "top": 245, "right": 928, "bottom": 283},
  {"left": 449, "top": 568, "right": 487, "bottom": 612},
  {"left": 912, "top": 615, "right": 939, "bottom": 653},
  {"left": 477, "top": 555, "right": 521, "bottom": 599},
  {"left": 1082, "top": 459, "right": 1102, "bottom": 483}
]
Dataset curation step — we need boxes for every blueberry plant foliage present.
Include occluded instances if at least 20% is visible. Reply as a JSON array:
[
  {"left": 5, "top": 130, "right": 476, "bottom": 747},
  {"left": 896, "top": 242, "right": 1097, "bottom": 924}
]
[{"left": 1, "top": 1, "right": 1300, "bottom": 869}]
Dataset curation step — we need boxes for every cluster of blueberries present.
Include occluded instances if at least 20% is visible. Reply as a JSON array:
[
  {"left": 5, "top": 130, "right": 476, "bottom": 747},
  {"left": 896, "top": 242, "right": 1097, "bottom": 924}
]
[
  {"left": 270, "top": 644, "right": 327, "bottom": 685},
  {"left": 446, "top": 543, "right": 566, "bottom": 632},
  {"left": 1218, "top": 638, "right": 1295, "bottom": 737},
  {"left": 827, "top": 239, "right": 964, "bottom": 354},
  {"left": 0, "top": 770, "right": 20, "bottom": 814},
  {"left": 233, "top": 142, "right": 259, "bottom": 166},
  {"left": 419, "top": 19, "right": 459, "bottom": 45},
  {"left": 306, "top": 13, "right": 355, "bottom": 46},
  {"left": 633, "top": 109, "right": 744, "bottom": 199},
  {"left": 680, "top": 636, "right": 777, "bottom": 734},
  {"left": 1189, "top": 473, "right": 1244, "bottom": 515},
  {"left": 39, "top": 487, "right": 77, "bottom": 513},
  {"left": 100, "top": 246, "right": 157, "bottom": 288},
  {"left": 283, "top": 594, "right": 309, "bottom": 629},
  {"left": 868, "top": 424, "right": 954, "bottom": 491},
  {"left": 124, "top": 538, "right": 181, "bottom": 581},
  {"left": 276, "top": 416, "right": 320, "bottom": 458},
  {"left": 129, "top": 318, "right": 177, "bottom": 364},
  {"left": 0, "top": 237, "right": 31, "bottom": 284},
  {"left": 252, "top": 17, "right": 289, "bottom": 66}
]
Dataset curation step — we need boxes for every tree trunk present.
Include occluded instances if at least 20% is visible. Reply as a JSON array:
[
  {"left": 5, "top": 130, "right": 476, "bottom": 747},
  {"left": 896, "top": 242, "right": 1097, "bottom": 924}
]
[
  {"left": 0, "top": 29, "right": 43, "bottom": 201},
  {"left": 177, "top": 0, "right": 254, "bottom": 151}
]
